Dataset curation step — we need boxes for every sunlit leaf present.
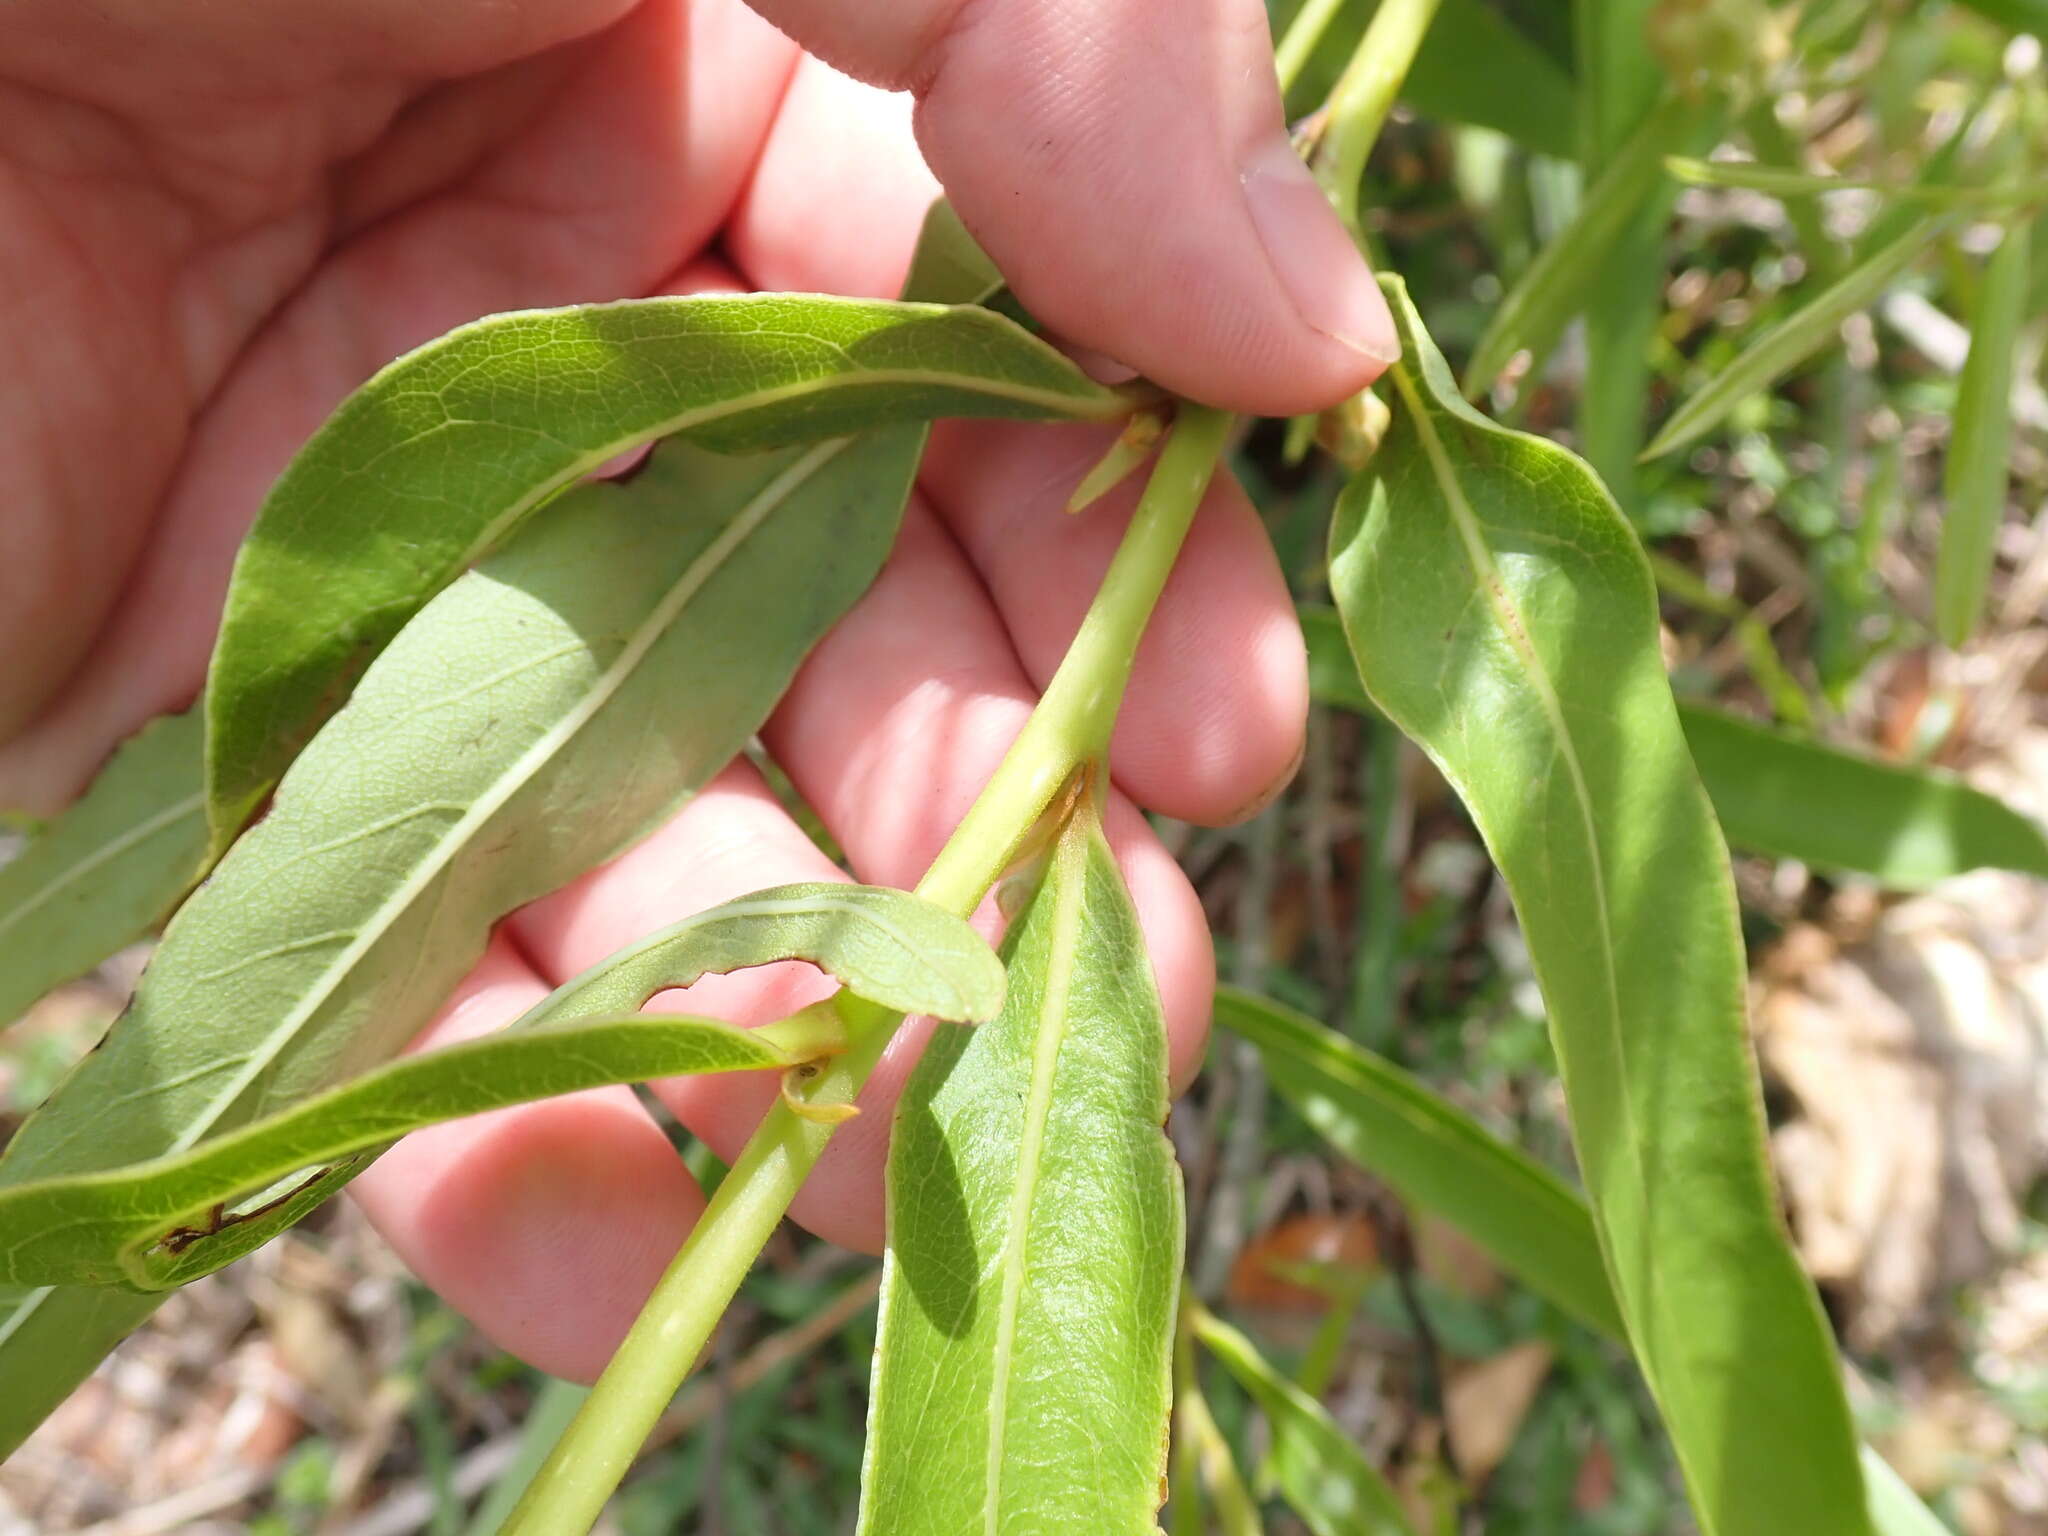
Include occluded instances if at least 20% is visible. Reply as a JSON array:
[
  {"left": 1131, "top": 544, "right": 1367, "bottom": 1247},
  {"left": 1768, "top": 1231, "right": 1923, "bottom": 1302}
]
[
  {"left": 1640, "top": 215, "right": 1945, "bottom": 461},
  {"left": 1329, "top": 276, "right": 1868, "bottom": 1534},
  {"left": 0, "top": 427, "right": 918, "bottom": 1455},
  {"left": 1213, "top": 995, "right": 1948, "bottom": 1536},
  {"left": 0, "top": 708, "right": 206, "bottom": 1031},
  {"left": 1676, "top": 703, "right": 2048, "bottom": 887},
  {"left": 202, "top": 293, "right": 1125, "bottom": 847},
  {"left": 1935, "top": 217, "right": 2030, "bottom": 648},
  {"left": 1188, "top": 1302, "right": 1413, "bottom": 1536},
  {"left": 859, "top": 799, "right": 1182, "bottom": 1534}
]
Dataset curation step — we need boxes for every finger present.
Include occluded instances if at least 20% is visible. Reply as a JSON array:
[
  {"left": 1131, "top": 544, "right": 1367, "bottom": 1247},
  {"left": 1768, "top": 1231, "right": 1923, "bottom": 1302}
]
[
  {"left": 350, "top": 934, "right": 706, "bottom": 1382},
  {"left": 0, "top": 0, "right": 796, "bottom": 814},
  {"left": 739, "top": 0, "right": 1395, "bottom": 413},
  {"left": 727, "top": 69, "right": 1309, "bottom": 825}
]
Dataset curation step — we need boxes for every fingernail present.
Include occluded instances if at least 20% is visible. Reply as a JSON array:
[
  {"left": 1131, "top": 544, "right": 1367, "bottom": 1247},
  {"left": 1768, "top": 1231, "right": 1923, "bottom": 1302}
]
[{"left": 1239, "top": 134, "right": 1400, "bottom": 366}]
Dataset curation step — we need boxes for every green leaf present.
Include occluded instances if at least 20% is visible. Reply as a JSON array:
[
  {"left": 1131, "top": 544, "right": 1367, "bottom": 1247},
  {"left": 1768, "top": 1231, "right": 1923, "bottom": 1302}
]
[
  {"left": 1936, "top": 217, "right": 2030, "bottom": 649},
  {"left": 0, "top": 427, "right": 917, "bottom": 1455},
  {"left": 1189, "top": 1302, "right": 1414, "bottom": 1536},
  {"left": 1399, "top": 0, "right": 1577, "bottom": 160},
  {"left": 1328, "top": 276, "right": 1868, "bottom": 1535},
  {"left": 1215, "top": 988, "right": 1622, "bottom": 1336},
  {"left": 0, "top": 708, "right": 206, "bottom": 1030},
  {"left": 1212, "top": 995, "right": 1950, "bottom": 1536},
  {"left": 859, "top": 802, "right": 1182, "bottom": 1534},
  {"left": 532, "top": 880, "right": 1006, "bottom": 1027},
  {"left": 1640, "top": 215, "right": 1945, "bottom": 461},
  {"left": 1949, "top": 0, "right": 2048, "bottom": 32},
  {"left": 202, "top": 293, "right": 1124, "bottom": 848},
  {"left": 0, "top": 882, "right": 998, "bottom": 1290},
  {"left": 1462, "top": 93, "right": 1706, "bottom": 398},
  {"left": 1677, "top": 703, "right": 2048, "bottom": 887},
  {"left": 1303, "top": 605, "right": 2048, "bottom": 888},
  {"left": 899, "top": 201, "right": 1005, "bottom": 308},
  {"left": 0, "top": 1013, "right": 791, "bottom": 1290}
]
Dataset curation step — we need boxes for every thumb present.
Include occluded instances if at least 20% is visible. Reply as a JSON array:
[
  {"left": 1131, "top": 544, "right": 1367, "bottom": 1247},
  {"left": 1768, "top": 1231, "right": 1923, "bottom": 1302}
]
[{"left": 742, "top": 0, "right": 1398, "bottom": 416}]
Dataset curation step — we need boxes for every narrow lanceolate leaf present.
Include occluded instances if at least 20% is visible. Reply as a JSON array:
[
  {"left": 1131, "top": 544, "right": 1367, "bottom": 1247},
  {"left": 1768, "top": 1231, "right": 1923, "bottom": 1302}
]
[
  {"left": 0, "top": 708, "right": 206, "bottom": 1030},
  {"left": 0, "top": 883, "right": 996, "bottom": 1291},
  {"left": 1640, "top": 216, "right": 1945, "bottom": 461},
  {"left": 1189, "top": 1304, "right": 1414, "bottom": 1536},
  {"left": 1462, "top": 93, "right": 1705, "bottom": 397},
  {"left": 1677, "top": 704, "right": 2048, "bottom": 887},
  {"left": 202, "top": 293, "right": 1124, "bottom": 846},
  {"left": 1215, "top": 989, "right": 1621, "bottom": 1337},
  {"left": 532, "top": 882, "right": 1005, "bottom": 1028},
  {"left": 1936, "top": 217, "right": 2030, "bottom": 648},
  {"left": 0, "top": 428, "right": 917, "bottom": 1456},
  {"left": 1329, "top": 277, "right": 1867, "bottom": 1535},
  {"left": 859, "top": 803, "right": 1182, "bottom": 1535},
  {"left": 0, "top": 1012, "right": 800, "bottom": 1291},
  {"left": 1212, "top": 995, "right": 1948, "bottom": 1536},
  {"left": 1302, "top": 606, "right": 2048, "bottom": 888}
]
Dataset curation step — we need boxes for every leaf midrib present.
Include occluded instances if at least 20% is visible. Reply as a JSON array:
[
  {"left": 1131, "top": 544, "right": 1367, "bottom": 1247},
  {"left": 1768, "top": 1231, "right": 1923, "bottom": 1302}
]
[
  {"left": 984, "top": 827, "right": 1087, "bottom": 1532},
  {"left": 179, "top": 436, "right": 857, "bottom": 1154},
  {"left": 1386, "top": 364, "right": 1644, "bottom": 1274}
]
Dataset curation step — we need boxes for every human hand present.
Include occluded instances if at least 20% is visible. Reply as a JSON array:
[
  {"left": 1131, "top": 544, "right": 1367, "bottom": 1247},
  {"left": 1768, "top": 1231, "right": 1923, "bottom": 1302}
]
[{"left": 0, "top": 0, "right": 1393, "bottom": 1377}]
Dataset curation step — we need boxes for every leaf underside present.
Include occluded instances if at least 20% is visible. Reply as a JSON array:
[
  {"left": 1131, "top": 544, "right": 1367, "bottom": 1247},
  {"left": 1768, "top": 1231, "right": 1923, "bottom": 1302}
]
[
  {"left": 202, "top": 293, "right": 1122, "bottom": 846},
  {"left": 0, "top": 428, "right": 919, "bottom": 1455},
  {"left": 0, "top": 707, "right": 207, "bottom": 1031},
  {"left": 1329, "top": 276, "right": 1868, "bottom": 1534},
  {"left": 1301, "top": 604, "right": 2048, "bottom": 888}
]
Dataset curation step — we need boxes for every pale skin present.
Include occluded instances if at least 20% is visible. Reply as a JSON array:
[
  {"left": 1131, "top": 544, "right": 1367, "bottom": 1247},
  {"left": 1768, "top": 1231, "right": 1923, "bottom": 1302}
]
[{"left": 0, "top": 0, "right": 1393, "bottom": 1378}]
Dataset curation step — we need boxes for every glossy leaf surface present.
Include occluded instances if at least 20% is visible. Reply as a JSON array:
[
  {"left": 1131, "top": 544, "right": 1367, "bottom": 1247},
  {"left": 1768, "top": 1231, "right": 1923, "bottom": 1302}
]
[
  {"left": 859, "top": 804, "right": 1182, "bottom": 1535},
  {"left": 1190, "top": 1304, "right": 1413, "bottom": 1536},
  {"left": 1303, "top": 605, "right": 2048, "bottom": 888},
  {"left": 202, "top": 294, "right": 1123, "bottom": 843},
  {"left": 0, "top": 428, "right": 916, "bottom": 1455},
  {"left": 1214, "top": 995, "right": 1946, "bottom": 1536},
  {"left": 1329, "top": 277, "right": 1867, "bottom": 1534},
  {"left": 1215, "top": 989, "right": 1621, "bottom": 1336},
  {"left": 0, "top": 708, "right": 206, "bottom": 1030},
  {"left": 1936, "top": 216, "right": 2030, "bottom": 648},
  {"left": 1640, "top": 216, "right": 1944, "bottom": 461}
]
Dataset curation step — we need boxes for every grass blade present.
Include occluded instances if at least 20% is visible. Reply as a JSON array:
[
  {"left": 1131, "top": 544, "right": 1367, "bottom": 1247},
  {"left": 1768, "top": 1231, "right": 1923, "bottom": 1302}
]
[
  {"left": 1936, "top": 217, "right": 2030, "bottom": 648},
  {"left": 1190, "top": 1301, "right": 1414, "bottom": 1536},
  {"left": 1641, "top": 216, "right": 1946, "bottom": 461},
  {"left": 1214, "top": 995, "right": 1952, "bottom": 1536}
]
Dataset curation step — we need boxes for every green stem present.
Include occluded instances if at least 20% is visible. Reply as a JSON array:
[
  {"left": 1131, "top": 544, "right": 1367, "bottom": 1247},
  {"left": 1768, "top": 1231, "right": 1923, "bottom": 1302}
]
[
  {"left": 1273, "top": 0, "right": 1348, "bottom": 95},
  {"left": 502, "top": 403, "right": 1233, "bottom": 1536},
  {"left": 917, "top": 404, "right": 1234, "bottom": 913},
  {"left": 1311, "top": 0, "right": 1444, "bottom": 226}
]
